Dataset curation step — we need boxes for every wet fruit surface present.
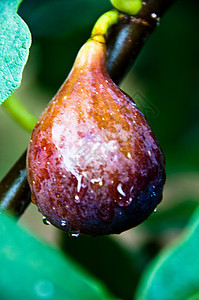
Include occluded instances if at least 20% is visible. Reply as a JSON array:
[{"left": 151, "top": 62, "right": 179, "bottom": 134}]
[{"left": 27, "top": 39, "right": 165, "bottom": 236}]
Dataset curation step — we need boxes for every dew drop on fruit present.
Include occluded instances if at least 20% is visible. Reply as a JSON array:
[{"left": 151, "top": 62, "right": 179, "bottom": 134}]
[
  {"left": 116, "top": 196, "right": 133, "bottom": 207},
  {"left": 69, "top": 231, "right": 80, "bottom": 238},
  {"left": 115, "top": 183, "right": 133, "bottom": 207},
  {"left": 74, "top": 194, "right": 80, "bottom": 204},
  {"left": 61, "top": 220, "right": 67, "bottom": 226},
  {"left": 117, "top": 183, "right": 126, "bottom": 197},
  {"left": 154, "top": 207, "right": 158, "bottom": 213},
  {"left": 42, "top": 217, "right": 51, "bottom": 225}
]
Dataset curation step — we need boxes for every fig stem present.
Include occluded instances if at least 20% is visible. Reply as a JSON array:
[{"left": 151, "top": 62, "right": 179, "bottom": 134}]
[
  {"left": 91, "top": 9, "right": 120, "bottom": 41},
  {"left": 2, "top": 95, "right": 37, "bottom": 133},
  {"left": 110, "top": 0, "right": 142, "bottom": 15}
]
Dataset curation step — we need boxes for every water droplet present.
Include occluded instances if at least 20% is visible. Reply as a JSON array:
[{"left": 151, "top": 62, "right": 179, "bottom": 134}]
[
  {"left": 148, "top": 150, "right": 151, "bottom": 156},
  {"left": 74, "top": 194, "right": 80, "bottom": 203},
  {"left": 69, "top": 231, "right": 80, "bottom": 238},
  {"left": 127, "top": 152, "right": 131, "bottom": 159},
  {"left": 154, "top": 207, "right": 158, "bottom": 213},
  {"left": 116, "top": 196, "right": 133, "bottom": 207},
  {"left": 117, "top": 183, "right": 126, "bottom": 197},
  {"left": 130, "top": 186, "right": 134, "bottom": 193},
  {"left": 151, "top": 12, "right": 157, "bottom": 18},
  {"left": 76, "top": 174, "right": 82, "bottom": 192},
  {"left": 61, "top": 220, "right": 67, "bottom": 226},
  {"left": 90, "top": 178, "right": 102, "bottom": 184},
  {"left": 42, "top": 217, "right": 50, "bottom": 225}
]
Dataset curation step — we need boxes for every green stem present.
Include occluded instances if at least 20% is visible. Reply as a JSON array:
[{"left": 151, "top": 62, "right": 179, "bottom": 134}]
[
  {"left": 2, "top": 95, "right": 37, "bottom": 133},
  {"left": 110, "top": 0, "right": 142, "bottom": 15},
  {"left": 91, "top": 9, "right": 120, "bottom": 43}
]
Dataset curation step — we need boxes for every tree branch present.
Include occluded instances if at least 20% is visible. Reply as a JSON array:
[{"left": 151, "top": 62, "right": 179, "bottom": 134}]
[
  {"left": 0, "top": 151, "right": 31, "bottom": 217},
  {"left": 107, "top": 0, "right": 175, "bottom": 83}
]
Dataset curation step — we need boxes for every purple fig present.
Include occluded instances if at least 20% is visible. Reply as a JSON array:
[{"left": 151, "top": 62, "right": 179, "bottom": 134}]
[{"left": 26, "top": 38, "right": 165, "bottom": 236}]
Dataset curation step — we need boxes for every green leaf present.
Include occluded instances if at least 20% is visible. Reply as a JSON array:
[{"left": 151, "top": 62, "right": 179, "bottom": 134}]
[
  {"left": 0, "top": 0, "right": 31, "bottom": 105},
  {"left": 135, "top": 205, "right": 199, "bottom": 300},
  {"left": 0, "top": 214, "right": 115, "bottom": 300}
]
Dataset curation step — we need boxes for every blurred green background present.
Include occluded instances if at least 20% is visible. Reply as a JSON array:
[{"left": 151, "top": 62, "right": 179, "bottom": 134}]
[{"left": 0, "top": 0, "right": 199, "bottom": 299}]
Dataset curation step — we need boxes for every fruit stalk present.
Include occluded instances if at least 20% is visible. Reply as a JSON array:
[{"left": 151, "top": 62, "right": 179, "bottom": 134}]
[
  {"left": 2, "top": 95, "right": 37, "bottom": 133},
  {"left": 0, "top": 0, "right": 176, "bottom": 218}
]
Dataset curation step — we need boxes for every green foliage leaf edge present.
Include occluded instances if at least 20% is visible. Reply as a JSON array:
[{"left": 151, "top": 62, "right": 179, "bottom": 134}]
[
  {"left": 0, "top": 213, "right": 115, "bottom": 300},
  {"left": 0, "top": 0, "right": 31, "bottom": 105},
  {"left": 135, "top": 205, "right": 199, "bottom": 300}
]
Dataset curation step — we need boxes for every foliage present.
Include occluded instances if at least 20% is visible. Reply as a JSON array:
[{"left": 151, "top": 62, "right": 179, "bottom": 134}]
[
  {"left": 0, "top": 0, "right": 199, "bottom": 300},
  {"left": 0, "top": 0, "right": 31, "bottom": 104},
  {"left": 0, "top": 213, "right": 114, "bottom": 300},
  {"left": 136, "top": 206, "right": 199, "bottom": 300}
]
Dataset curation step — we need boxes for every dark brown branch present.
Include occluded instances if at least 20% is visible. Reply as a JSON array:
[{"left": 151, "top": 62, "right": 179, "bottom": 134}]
[
  {"left": 0, "top": 0, "right": 175, "bottom": 218},
  {"left": 107, "top": 0, "right": 175, "bottom": 83},
  {"left": 0, "top": 151, "right": 31, "bottom": 217}
]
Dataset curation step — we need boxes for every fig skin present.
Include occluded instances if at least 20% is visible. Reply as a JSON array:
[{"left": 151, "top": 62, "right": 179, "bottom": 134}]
[{"left": 26, "top": 38, "right": 165, "bottom": 236}]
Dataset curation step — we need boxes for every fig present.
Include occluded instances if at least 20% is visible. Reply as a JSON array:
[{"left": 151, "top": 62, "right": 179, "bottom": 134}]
[{"left": 26, "top": 37, "right": 165, "bottom": 236}]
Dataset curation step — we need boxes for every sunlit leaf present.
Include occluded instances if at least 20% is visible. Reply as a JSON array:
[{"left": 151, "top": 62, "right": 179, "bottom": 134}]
[{"left": 0, "top": 0, "right": 31, "bottom": 104}]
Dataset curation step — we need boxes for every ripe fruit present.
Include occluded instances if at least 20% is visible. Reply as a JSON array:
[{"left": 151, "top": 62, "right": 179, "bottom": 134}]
[{"left": 26, "top": 38, "right": 165, "bottom": 236}]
